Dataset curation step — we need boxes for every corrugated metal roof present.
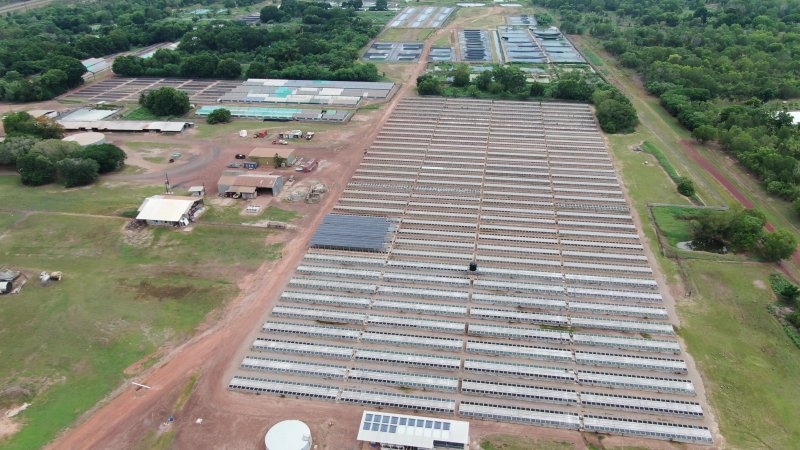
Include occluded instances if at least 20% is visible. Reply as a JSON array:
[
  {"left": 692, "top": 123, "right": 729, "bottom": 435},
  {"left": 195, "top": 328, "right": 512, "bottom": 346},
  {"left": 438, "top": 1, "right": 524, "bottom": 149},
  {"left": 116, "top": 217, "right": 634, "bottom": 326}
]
[{"left": 136, "top": 196, "right": 198, "bottom": 222}]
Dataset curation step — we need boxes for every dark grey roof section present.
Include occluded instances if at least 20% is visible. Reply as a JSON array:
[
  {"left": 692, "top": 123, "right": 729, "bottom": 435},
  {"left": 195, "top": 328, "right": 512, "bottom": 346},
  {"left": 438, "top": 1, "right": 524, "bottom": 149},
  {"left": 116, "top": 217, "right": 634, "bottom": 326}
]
[{"left": 311, "top": 214, "right": 395, "bottom": 253}]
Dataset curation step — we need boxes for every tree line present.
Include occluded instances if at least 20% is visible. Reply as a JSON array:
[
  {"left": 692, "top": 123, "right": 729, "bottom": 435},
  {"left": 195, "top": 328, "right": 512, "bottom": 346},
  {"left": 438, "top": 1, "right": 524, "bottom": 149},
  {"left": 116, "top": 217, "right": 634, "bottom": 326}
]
[
  {"left": 536, "top": 0, "right": 800, "bottom": 210},
  {"left": 1, "top": 112, "right": 126, "bottom": 187},
  {"left": 417, "top": 65, "right": 638, "bottom": 134},
  {"left": 112, "top": 1, "right": 381, "bottom": 82}
]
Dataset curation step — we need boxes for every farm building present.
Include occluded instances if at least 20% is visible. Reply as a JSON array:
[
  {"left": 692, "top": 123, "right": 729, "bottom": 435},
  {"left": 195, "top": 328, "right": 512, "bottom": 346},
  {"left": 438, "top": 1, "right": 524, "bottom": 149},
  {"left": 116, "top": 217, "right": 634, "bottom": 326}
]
[
  {"left": 249, "top": 147, "right": 297, "bottom": 166},
  {"left": 188, "top": 186, "right": 205, "bottom": 197},
  {"left": 136, "top": 195, "right": 203, "bottom": 227},
  {"left": 356, "top": 411, "right": 469, "bottom": 450},
  {"left": 217, "top": 171, "right": 284, "bottom": 198}
]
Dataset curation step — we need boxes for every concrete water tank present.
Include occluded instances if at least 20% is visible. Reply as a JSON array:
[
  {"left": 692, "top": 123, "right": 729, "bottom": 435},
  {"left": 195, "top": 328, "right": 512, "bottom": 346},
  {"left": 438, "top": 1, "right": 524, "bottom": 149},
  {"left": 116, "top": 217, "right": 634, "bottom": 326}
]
[{"left": 264, "top": 420, "right": 312, "bottom": 450}]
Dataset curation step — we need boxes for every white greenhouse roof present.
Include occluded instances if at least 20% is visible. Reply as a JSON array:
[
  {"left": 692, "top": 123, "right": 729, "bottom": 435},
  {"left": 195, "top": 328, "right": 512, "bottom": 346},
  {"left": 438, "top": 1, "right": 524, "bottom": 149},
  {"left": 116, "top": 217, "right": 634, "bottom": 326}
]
[{"left": 136, "top": 196, "right": 197, "bottom": 222}]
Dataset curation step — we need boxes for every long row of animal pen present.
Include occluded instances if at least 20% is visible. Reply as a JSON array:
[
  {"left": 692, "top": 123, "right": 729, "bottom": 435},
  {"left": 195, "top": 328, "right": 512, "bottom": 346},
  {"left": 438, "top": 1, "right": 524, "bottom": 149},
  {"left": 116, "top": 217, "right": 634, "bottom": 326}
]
[{"left": 228, "top": 98, "right": 713, "bottom": 445}]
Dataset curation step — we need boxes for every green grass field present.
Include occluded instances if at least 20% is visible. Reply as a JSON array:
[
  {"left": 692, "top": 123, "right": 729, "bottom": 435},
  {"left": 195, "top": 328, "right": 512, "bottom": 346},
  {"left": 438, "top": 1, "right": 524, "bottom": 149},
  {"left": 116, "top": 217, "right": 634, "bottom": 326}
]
[
  {"left": 0, "top": 210, "right": 278, "bottom": 449},
  {"left": 0, "top": 175, "right": 162, "bottom": 215},
  {"left": 122, "top": 107, "right": 164, "bottom": 121},
  {"left": 679, "top": 261, "right": 800, "bottom": 449},
  {"left": 480, "top": 435, "right": 573, "bottom": 450},
  {"left": 377, "top": 28, "right": 433, "bottom": 42},
  {"left": 201, "top": 204, "right": 300, "bottom": 224},
  {"left": 651, "top": 206, "right": 696, "bottom": 247}
]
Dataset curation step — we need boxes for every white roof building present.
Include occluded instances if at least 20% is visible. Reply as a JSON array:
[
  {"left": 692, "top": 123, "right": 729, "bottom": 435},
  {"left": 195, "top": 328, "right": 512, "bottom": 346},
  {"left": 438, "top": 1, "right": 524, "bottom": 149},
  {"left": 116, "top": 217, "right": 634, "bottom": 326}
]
[
  {"left": 136, "top": 195, "right": 201, "bottom": 226},
  {"left": 356, "top": 411, "right": 470, "bottom": 450}
]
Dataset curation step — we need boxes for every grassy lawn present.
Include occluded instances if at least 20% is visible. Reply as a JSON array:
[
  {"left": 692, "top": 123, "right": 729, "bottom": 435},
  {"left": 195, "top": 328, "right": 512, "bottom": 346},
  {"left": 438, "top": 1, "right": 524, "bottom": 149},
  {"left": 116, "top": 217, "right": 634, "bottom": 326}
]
[
  {"left": 201, "top": 204, "right": 300, "bottom": 224},
  {"left": 377, "top": 28, "right": 434, "bottom": 42},
  {"left": 0, "top": 175, "right": 162, "bottom": 215},
  {"left": 679, "top": 261, "right": 800, "bottom": 449},
  {"left": 480, "top": 435, "right": 573, "bottom": 450},
  {"left": 0, "top": 211, "right": 22, "bottom": 233},
  {"left": 432, "top": 30, "right": 453, "bottom": 47},
  {"left": 357, "top": 10, "right": 399, "bottom": 26},
  {"left": 123, "top": 107, "right": 164, "bottom": 121},
  {"left": 651, "top": 206, "right": 695, "bottom": 247},
  {"left": 0, "top": 214, "right": 278, "bottom": 449}
]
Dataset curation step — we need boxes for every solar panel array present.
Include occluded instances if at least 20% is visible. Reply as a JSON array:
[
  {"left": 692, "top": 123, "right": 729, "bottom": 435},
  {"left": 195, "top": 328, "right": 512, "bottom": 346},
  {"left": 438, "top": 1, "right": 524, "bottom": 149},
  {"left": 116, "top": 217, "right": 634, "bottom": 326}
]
[
  {"left": 229, "top": 97, "right": 713, "bottom": 445},
  {"left": 310, "top": 214, "right": 395, "bottom": 253}
]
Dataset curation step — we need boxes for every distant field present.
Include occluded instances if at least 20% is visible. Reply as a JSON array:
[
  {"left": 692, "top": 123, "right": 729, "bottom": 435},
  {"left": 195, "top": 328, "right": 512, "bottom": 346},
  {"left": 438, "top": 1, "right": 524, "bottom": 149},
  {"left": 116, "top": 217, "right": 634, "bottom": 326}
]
[
  {"left": 480, "top": 435, "right": 573, "bottom": 450},
  {"left": 0, "top": 176, "right": 162, "bottom": 215},
  {"left": 378, "top": 27, "right": 433, "bottom": 42},
  {"left": 0, "top": 212, "right": 278, "bottom": 449},
  {"left": 201, "top": 204, "right": 300, "bottom": 224}
]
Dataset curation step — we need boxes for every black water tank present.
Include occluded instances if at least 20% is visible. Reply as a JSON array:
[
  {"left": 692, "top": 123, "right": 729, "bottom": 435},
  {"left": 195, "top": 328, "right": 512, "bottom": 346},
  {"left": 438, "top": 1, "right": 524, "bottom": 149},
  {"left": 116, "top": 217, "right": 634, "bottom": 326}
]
[{"left": 469, "top": 261, "right": 478, "bottom": 272}]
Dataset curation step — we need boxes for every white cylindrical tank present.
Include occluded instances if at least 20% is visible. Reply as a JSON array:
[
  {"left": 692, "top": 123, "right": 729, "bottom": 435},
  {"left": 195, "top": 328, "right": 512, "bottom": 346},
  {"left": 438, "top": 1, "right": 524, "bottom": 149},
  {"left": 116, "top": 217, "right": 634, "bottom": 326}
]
[
  {"left": 264, "top": 420, "right": 312, "bottom": 450},
  {"left": 62, "top": 132, "right": 106, "bottom": 147}
]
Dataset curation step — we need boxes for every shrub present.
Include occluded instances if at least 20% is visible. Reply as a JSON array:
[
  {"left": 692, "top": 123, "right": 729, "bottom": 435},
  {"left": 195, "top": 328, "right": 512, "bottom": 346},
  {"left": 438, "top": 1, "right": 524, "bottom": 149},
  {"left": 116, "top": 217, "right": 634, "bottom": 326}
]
[{"left": 206, "top": 108, "right": 232, "bottom": 124}]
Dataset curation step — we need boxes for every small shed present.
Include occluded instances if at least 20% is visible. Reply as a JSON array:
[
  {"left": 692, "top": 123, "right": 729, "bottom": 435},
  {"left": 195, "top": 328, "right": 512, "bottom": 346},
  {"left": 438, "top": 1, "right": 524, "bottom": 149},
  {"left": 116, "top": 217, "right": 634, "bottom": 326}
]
[
  {"left": 249, "top": 147, "right": 296, "bottom": 166},
  {"left": 188, "top": 186, "right": 205, "bottom": 197},
  {"left": 278, "top": 130, "right": 303, "bottom": 139},
  {"left": 0, "top": 281, "right": 10, "bottom": 295}
]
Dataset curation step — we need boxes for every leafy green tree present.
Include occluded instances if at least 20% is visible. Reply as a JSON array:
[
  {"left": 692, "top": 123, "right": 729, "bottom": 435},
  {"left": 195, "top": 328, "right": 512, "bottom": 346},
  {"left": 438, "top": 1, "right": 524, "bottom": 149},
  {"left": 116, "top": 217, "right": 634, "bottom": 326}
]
[
  {"left": 112, "top": 56, "right": 144, "bottom": 76},
  {"left": 374, "top": 0, "right": 387, "bottom": 11},
  {"left": 247, "top": 62, "right": 269, "bottom": 79},
  {"left": 56, "top": 158, "right": 99, "bottom": 187},
  {"left": 761, "top": 229, "right": 797, "bottom": 261},
  {"left": 692, "top": 125, "right": 717, "bottom": 144},
  {"left": 452, "top": 64, "right": 471, "bottom": 88},
  {"left": 261, "top": 5, "right": 285, "bottom": 22},
  {"left": 139, "top": 87, "right": 190, "bottom": 117},
  {"left": 536, "top": 13, "right": 553, "bottom": 27},
  {"left": 17, "top": 153, "right": 56, "bottom": 186},
  {"left": 3, "top": 112, "right": 64, "bottom": 139},
  {"left": 206, "top": 108, "right": 232, "bottom": 124},
  {"left": 530, "top": 82, "right": 546, "bottom": 97},
  {"left": 75, "top": 144, "right": 127, "bottom": 173},
  {"left": 30, "top": 140, "right": 80, "bottom": 162},
  {"left": 492, "top": 66, "right": 527, "bottom": 94},
  {"left": 729, "top": 209, "right": 766, "bottom": 252},
  {"left": 595, "top": 99, "right": 638, "bottom": 133},
  {"left": 677, "top": 177, "right": 696, "bottom": 197},
  {"left": 418, "top": 78, "right": 442, "bottom": 96},
  {"left": 215, "top": 58, "right": 241, "bottom": 79},
  {"left": 475, "top": 71, "right": 493, "bottom": 91},
  {"left": 0, "top": 136, "right": 39, "bottom": 166},
  {"left": 550, "top": 76, "right": 593, "bottom": 101},
  {"left": 273, "top": 153, "right": 287, "bottom": 168}
]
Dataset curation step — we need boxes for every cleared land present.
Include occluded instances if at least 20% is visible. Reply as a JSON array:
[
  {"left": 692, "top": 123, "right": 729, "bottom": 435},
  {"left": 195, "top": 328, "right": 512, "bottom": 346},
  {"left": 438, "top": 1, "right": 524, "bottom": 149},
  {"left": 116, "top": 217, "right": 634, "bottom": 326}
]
[
  {"left": 227, "top": 97, "right": 713, "bottom": 445},
  {"left": 0, "top": 202, "right": 279, "bottom": 450}
]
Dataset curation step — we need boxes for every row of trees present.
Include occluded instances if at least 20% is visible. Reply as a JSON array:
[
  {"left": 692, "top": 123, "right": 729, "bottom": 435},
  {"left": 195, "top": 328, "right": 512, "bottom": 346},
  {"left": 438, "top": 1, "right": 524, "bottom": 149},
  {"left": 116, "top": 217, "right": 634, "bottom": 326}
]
[
  {"left": 688, "top": 207, "right": 796, "bottom": 261},
  {"left": 1, "top": 112, "right": 127, "bottom": 187},
  {"left": 113, "top": 1, "right": 382, "bottom": 82},
  {"left": 417, "top": 66, "right": 638, "bottom": 134},
  {"left": 538, "top": 0, "right": 800, "bottom": 209}
]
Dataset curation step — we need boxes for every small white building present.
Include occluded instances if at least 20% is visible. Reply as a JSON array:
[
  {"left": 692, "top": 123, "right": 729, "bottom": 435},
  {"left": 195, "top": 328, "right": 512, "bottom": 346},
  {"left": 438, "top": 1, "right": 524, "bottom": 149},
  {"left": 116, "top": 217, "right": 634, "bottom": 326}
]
[
  {"left": 356, "top": 411, "right": 470, "bottom": 450},
  {"left": 264, "top": 420, "right": 312, "bottom": 450},
  {"left": 136, "top": 195, "right": 203, "bottom": 227}
]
